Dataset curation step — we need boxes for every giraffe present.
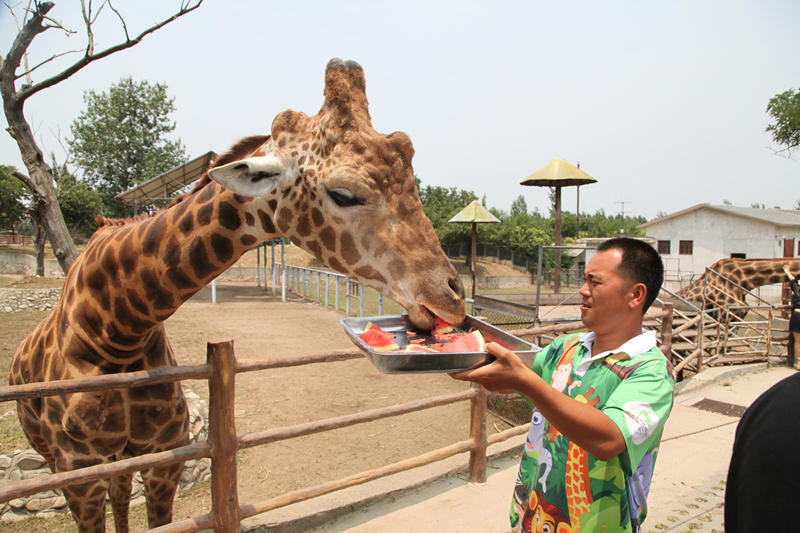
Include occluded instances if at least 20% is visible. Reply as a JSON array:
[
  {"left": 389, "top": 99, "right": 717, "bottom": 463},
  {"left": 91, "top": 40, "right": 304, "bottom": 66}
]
[
  {"left": 8, "top": 58, "right": 465, "bottom": 533},
  {"left": 677, "top": 257, "right": 800, "bottom": 313}
]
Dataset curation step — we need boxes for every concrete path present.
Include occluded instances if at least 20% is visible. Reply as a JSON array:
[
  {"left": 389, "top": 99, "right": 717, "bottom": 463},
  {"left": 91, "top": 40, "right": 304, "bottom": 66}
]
[{"left": 249, "top": 363, "right": 794, "bottom": 533}]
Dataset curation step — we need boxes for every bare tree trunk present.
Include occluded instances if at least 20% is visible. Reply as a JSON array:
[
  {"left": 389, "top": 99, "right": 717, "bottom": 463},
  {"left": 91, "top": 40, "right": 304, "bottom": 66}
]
[
  {"left": 0, "top": 1, "right": 203, "bottom": 275},
  {"left": 1, "top": 2, "right": 77, "bottom": 273},
  {"left": 31, "top": 213, "right": 46, "bottom": 276}
]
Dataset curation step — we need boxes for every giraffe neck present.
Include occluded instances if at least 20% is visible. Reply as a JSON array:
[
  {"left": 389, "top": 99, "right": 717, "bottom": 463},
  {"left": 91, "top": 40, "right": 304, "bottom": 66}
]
[{"left": 68, "top": 183, "right": 280, "bottom": 353}]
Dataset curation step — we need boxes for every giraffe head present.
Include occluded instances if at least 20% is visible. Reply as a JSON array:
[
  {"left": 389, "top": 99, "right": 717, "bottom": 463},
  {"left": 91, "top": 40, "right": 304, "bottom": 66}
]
[{"left": 207, "top": 59, "right": 465, "bottom": 329}]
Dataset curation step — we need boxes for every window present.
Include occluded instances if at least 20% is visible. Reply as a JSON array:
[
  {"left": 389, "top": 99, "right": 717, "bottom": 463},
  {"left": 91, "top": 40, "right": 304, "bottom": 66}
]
[
  {"left": 679, "top": 240, "right": 693, "bottom": 255},
  {"left": 657, "top": 240, "right": 670, "bottom": 254},
  {"left": 730, "top": 253, "right": 746, "bottom": 259}
]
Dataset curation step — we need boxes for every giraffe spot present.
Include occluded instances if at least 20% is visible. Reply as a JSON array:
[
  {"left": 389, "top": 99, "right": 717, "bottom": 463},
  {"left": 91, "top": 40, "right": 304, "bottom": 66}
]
[
  {"left": 197, "top": 181, "right": 216, "bottom": 204},
  {"left": 319, "top": 226, "right": 337, "bottom": 252},
  {"left": 167, "top": 267, "right": 195, "bottom": 290},
  {"left": 86, "top": 270, "right": 110, "bottom": 311},
  {"left": 305, "top": 240, "right": 323, "bottom": 259},
  {"left": 388, "top": 258, "right": 407, "bottom": 279},
  {"left": 245, "top": 212, "right": 255, "bottom": 226},
  {"left": 328, "top": 256, "right": 347, "bottom": 274},
  {"left": 156, "top": 420, "right": 187, "bottom": 443},
  {"left": 277, "top": 207, "right": 292, "bottom": 233},
  {"left": 197, "top": 204, "right": 213, "bottom": 226},
  {"left": 107, "top": 322, "right": 142, "bottom": 346},
  {"left": 211, "top": 234, "right": 234, "bottom": 263},
  {"left": 218, "top": 201, "right": 242, "bottom": 230},
  {"left": 297, "top": 213, "right": 312, "bottom": 237},
  {"left": 240, "top": 234, "right": 257, "bottom": 246},
  {"left": 340, "top": 232, "right": 361, "bottom": 265},
  {"left": 142, "top": 216, "right": 167, "bottom": 256},
  {"left": 189, "top": 239, "right": 216, "bottom": 279},
  {"left": 354, "top": 266, "right": 387, "bottom": 284},
  {"left": 90, "top": 436, "right": 127, "bottom": 455},
  {"left": 178, "top": 212, "right": 194, "bottom": 235},
  {"left": 267, "top": 199, "right": 278, "bottom": 212},
  {"left": 258, "top": 209, "right": 276, "bottom": 234},
  {"left": 298, "top": 155, "right": 306, "bottom": 165},
  {"left": 311, "top": 207, "right": 324, "bottom": 227},
  {"left": 233, "top": 193, "right": 252, "bottom": 204},
  {"left": 118, "top": 236, "right": 138, "bottom": 276},
  {"left": 294, "top": 176, "right": 302, "bottom": 187},
  {"left": 164, "top": 237, "right": 181, "bottom": 268}
]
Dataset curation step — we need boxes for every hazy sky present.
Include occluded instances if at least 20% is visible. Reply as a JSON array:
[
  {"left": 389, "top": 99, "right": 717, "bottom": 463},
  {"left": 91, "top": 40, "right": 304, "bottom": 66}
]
[{"left": 1, "top": 1, "right": 798, "bottom": 220}]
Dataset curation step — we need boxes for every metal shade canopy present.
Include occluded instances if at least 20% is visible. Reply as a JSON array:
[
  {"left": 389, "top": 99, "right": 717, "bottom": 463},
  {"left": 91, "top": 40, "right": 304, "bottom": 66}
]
[
  {"left": 448, "top": 200, "right": 501, "bottom": 224},
  {"left": 520, "top": 157, "right": 597, "bottom": 187},
  {"left": 449, "top": 201, "right": 499, "bottom": 299},
  {"left": 520, "top": 157, "right": 597, "bottom": 293},
  {"left": 115, "top": 151, "right": 217, "bottom": 212}
]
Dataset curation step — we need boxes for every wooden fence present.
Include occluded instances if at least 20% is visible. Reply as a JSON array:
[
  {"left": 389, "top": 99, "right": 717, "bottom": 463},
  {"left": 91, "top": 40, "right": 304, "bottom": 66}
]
[{"left": 0, "top": 343, "right": 525, "bottom": 532}]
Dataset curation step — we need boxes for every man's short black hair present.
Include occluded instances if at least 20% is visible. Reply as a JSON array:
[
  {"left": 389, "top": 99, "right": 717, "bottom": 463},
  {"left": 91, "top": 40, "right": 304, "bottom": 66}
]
[{"left": 597, "top": 237, "right": 664, "bottom": 313}]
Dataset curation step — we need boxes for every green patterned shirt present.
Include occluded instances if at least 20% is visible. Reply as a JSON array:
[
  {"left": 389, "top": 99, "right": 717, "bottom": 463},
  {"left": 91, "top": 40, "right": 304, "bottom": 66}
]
[{"left": 511, "top": 331, "right": 674, "bottom": 533}]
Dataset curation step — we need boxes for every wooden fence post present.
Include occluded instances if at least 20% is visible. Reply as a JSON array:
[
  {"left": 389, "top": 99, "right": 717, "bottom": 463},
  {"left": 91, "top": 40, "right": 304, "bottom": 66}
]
[
  {"left": 660, "top": 303, "right": 674, "bottom": 365},
  {"left": 207, "top": 340, "right": 240, "bottom": 532},
  {"left": 468, "top": 383, "right": 487, "bottom": 483}
]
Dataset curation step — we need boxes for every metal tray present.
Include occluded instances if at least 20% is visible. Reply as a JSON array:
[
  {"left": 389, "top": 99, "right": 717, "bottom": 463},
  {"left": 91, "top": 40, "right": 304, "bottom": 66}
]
[{"left": 340, "top": 314, "right": 540, "bottom": 374}]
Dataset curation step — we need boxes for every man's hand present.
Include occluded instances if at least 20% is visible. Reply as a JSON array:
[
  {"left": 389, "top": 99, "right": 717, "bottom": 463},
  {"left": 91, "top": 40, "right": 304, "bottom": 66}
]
[
  {"left": 449, "top": 342, "right": 530, "bottom": 393},
  {"left": 450, "top": 341, "right": 626, "bottom": 461}
]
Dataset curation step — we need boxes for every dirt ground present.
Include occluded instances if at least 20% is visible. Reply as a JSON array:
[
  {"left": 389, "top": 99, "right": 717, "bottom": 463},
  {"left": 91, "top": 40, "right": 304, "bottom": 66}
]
[{"left": 0, "top": 281, "right": 514, "bottom": 531}]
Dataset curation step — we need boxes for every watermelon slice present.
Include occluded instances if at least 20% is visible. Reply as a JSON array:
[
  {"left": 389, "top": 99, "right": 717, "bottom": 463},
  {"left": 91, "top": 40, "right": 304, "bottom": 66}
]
[
  {"left": 359, "top": 324, "right": 399, "bottom": 352},
  {"left": 432, "top": 317, "right": 456, "bottom": 335},
  {"left": 440, "top": 330, "right": 485, "bottom": 353}
]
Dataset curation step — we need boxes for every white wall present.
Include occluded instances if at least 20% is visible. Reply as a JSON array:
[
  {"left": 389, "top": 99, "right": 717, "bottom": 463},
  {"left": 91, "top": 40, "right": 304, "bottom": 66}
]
[{"left": 644, "top": 209, "right": 800, "bottom": 284}]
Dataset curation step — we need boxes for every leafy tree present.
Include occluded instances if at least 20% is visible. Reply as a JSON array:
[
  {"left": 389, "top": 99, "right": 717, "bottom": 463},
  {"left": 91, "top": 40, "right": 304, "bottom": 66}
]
[
  {"left": 69, "top": 77, "right": 188, "bottom": 217},
  {"left": 0, "top": 2, "right": 202, "bottom": 273},
  {"left": 0, "top": 165, "right": 28, "bottom": 233},
  {"left": 53, "top": 163, "right": 103, "bottom": 239},
  {"left": 766, "top": 88, "right": 800, "bottom": 155},
  {"left": 510, "top": 194, "right": 528, "bottom": 217},
  {"left": 417, "top": 182, "right": 478, "bottom": 247}
]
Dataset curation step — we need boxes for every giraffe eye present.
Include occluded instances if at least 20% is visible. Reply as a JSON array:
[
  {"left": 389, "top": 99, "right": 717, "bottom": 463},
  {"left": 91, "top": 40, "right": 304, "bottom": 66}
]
[{"left": 327, "top": 188, "right": 364, "bottom": 208}]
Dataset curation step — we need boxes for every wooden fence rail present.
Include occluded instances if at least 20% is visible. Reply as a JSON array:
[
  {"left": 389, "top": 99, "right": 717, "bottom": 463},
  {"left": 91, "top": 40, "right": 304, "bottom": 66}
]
[{"left": 0, "top": 342, "right": 512, "bottom": 532}]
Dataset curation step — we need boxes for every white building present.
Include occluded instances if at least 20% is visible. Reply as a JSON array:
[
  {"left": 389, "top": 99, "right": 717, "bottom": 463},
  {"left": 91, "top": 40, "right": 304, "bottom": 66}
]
[{"left": 639, "top": 204, "right": 800, "bottom": 297}]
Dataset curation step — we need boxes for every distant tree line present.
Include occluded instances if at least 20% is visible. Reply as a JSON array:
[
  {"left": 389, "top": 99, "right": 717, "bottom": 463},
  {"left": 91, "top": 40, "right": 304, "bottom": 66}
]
[{"left": 416, "top": 179, "right": 647, "bottom": 261}]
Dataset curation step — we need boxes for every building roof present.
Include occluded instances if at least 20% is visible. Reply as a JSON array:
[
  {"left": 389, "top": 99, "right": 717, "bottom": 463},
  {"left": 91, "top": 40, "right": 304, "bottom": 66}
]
[
  {"left": 639, "top": 203, "right": 800, "bottom": 229},
  {"left": 115, "top": 151, "right": 217, "bottom": 207}
]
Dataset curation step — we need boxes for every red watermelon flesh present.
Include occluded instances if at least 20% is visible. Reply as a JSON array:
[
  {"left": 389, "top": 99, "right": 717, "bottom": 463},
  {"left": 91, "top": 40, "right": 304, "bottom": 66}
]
[
  {"left": 359, "top": 324, "right": 398, "bottom": 351},
  {"left": 357, "top": 322, "right": 486, "bottom": 354},
  {"left": 439, "top": 330, "right": 485, "bottom": 352}
]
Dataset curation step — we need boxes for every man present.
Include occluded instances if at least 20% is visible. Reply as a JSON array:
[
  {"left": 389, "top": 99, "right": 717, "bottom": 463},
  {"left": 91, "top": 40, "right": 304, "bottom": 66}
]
[{"left": 451, "top": 237, "right": 674, "bottom": 533}]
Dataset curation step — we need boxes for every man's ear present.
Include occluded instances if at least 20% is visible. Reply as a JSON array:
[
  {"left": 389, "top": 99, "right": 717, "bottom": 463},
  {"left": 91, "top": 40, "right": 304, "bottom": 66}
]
[
  {"left": 628, "top": 283, "right": 647, "bottom": 310},
  {"left": 207, "top": 154, "right": 285, "bottom": 196}
]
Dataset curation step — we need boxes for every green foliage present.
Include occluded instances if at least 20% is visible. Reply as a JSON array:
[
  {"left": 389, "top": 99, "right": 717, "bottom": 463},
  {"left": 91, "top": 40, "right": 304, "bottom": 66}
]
[
  {"left": 69, "top": 77, "right": 188, "bottom": 217},
  {"left": 0, "top": 166, "right": 28, "bottom": 230},
  {"left": 56, "top": 172, "right": 104, "bottom": 238},
  {"left": 417, "top": 183, "right": 478, "bottom": 246},
  {"left": 766, "top": 88, "right": 800, "bottom": 154},
  {"left": 415, "top": 178, "right": 648, "bottom": 264}
]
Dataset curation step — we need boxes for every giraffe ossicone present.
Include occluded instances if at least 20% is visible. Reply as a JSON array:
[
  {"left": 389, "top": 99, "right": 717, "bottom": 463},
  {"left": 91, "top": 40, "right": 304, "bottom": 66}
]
[{"left": 9, "top": 58, "right": 464, "bottom": 533}]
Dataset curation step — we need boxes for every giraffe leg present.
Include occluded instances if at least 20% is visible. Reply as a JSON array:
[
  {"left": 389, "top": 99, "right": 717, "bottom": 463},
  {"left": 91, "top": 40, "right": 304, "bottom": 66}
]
[
  {"left": 142, "top": 461, "right": 185, "bottom": 528},
  {"left": 61, "top": 480, "right": 109, "bottom": 533},
  {"left": 108, "top": 473, "right": 133, "bottom": 533}
]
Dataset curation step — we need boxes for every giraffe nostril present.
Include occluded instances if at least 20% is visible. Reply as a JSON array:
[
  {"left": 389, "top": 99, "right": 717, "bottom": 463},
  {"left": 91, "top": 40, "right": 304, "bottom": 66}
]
[{"left": 448, "top": 275, "right": 464, "bottom": 299}]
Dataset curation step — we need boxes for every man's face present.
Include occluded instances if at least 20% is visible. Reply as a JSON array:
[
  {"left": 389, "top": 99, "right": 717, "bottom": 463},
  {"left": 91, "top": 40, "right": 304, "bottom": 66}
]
[{"left": 579, "top": 248, "right": 632, "bottom": 334}]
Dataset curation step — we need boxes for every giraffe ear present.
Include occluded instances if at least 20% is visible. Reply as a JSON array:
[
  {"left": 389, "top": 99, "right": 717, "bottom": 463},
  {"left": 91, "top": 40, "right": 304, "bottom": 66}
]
[{"left": 207, "top": 155, "right": 285, "bottom": 197}]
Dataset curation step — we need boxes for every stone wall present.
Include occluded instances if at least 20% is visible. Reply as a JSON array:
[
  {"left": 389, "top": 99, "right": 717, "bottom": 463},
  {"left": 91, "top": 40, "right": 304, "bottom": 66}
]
[
  {"left": 0, "top": 391, "right": 210, "bottom": 522},
  {"left": 0, "top": 288, "right": 61, "bottom": 313},
  {"left": 0, "top": 253, "right": 62, "bottom": 278}
]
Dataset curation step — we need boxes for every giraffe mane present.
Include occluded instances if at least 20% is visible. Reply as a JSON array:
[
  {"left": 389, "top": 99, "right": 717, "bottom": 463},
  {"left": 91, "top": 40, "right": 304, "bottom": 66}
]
[{"left": 168, "top": 134, "right": 270, "bottom": 208}]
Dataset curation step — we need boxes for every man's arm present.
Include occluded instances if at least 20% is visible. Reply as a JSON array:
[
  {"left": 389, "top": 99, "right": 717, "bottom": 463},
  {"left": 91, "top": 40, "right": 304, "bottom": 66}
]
[{"left": 450, "top": 342, "right": 626, "bottom": 461}]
